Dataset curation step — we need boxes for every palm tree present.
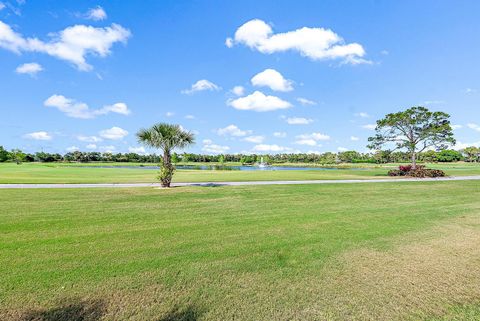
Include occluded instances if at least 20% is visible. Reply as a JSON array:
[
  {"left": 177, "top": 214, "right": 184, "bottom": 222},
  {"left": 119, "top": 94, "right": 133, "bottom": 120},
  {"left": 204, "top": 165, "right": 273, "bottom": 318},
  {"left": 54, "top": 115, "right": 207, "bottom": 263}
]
[{"left": 137, "top": 123, "right": 195, "bottom": 187}]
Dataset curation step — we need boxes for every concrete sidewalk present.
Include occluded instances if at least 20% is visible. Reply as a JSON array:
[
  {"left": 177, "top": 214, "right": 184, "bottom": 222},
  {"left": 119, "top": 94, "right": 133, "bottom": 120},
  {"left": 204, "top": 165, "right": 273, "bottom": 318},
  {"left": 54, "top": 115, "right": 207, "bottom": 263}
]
[{"left": 1, "top": 175, "right": 480, "bottom": 189}]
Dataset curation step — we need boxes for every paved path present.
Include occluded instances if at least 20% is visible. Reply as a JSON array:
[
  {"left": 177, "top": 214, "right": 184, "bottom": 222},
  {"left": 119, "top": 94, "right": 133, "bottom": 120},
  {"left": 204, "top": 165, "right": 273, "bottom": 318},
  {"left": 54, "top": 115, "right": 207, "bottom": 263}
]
[{"left": 1, "top": 175, "right": 480, "bottom": 189}]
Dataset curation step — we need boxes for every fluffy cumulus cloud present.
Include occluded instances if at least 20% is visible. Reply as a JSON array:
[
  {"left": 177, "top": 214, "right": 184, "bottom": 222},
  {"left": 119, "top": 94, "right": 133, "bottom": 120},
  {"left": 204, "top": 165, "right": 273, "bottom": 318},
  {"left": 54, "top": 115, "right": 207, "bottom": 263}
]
[
  {"left": 296, "top": 97, "right": 316, "bottom": 106},
  {"left": 231, "top": 85, "right": 245, "bottom": 96},
  {"left": 23, "top": 131, "right": 52, "bottom": 140},
  {"left": 243, "top": 135, "right": 265, "bottom": 143},
  {"left": 99, "top": 126, "right": 128, "bottom": 140},
  {"left": 182, "top": 79, "right": 220, "bottom": 94},
  {"left": 0, "top": 20, "right": 130, "bottom": 71},
  {"left": 251, "top": 68, "right": 293, "bottom": 92},
  {"left": 228, "top": 91, "right": 291, "bottom": 112},
  {"left": 44, "top": 95, "right": 130, "bottom": 119},
  {"left": 338, "top": 147, "right": 348, "bottom": 152},
  {"left": 295, "top": 132, "right": 330, "bottom": 146},
  {"left": 85, "top": 6, "right": 107, "bottom": 21},
  {"left": 451, "top": 124, "right": 462, "bottom": 130},
  {"left": 15, "top": 62, "right": 43, "bottom": 76},
  {"left": 286, "top": 117, "right": 313, "bottom": 125},
  {"left": 273, "top": 131, "right": 287, "bottom": 138},
  {"left": 252, "top": 144, "right": 292, "bottom": 153},
  {"left": 202, "top": 139, "right": 230, "bottom": 154},
  {"left": 226, "top": 19, "right": 369, "bottom": 64},
  {"left": 350, "top": 136, "right": 359, "bottom": 141},
  {"left": 86, "top": 144, "right": 97, "bottom": 149},
  {"left": 216, "top": 124, "right": 251, "bottom": 137}
]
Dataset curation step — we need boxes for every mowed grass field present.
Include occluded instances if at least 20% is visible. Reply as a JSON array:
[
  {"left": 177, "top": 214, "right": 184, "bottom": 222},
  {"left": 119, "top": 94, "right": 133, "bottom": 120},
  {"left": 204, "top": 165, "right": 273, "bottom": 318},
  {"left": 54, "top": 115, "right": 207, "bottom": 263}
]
[
  {"left": 1, "top": 162, "right": 480, "bottom": 184},
  {"left": 1, "top": 181, "right": 480, "bottom": 320}
]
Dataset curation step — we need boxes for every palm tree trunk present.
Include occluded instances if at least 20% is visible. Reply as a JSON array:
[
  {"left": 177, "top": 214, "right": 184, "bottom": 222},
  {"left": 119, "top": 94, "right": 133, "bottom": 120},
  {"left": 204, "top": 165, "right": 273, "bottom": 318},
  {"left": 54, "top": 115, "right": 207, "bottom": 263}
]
[{"left": 161, "top": 150, "right": 173, "bottom": 187}]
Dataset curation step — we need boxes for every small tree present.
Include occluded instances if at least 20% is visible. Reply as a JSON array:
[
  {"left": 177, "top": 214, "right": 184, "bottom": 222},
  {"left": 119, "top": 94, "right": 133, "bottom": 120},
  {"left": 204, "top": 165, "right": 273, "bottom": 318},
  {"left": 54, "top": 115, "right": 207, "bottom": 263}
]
[
  {"left": 137, "top": 123, "right": 195, "bottom": 187},
  {"left": 367, "top": 106, "right": 455, "bottom": 169},
  {"left": 0, "top": 146, "right": 9, "bottom": 162},
  {"left": 9, "top": 149, "right": 26, "bottom": 164},
  {"left": 462, "top": 146, "right": 480, "bottom": 162}
]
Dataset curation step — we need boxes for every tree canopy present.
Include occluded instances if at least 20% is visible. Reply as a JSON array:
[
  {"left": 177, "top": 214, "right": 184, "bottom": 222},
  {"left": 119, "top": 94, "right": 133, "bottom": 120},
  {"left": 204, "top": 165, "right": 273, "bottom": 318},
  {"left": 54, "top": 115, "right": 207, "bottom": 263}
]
[{"left": 367, "top": 106, "right": 455, "bottom": 168}]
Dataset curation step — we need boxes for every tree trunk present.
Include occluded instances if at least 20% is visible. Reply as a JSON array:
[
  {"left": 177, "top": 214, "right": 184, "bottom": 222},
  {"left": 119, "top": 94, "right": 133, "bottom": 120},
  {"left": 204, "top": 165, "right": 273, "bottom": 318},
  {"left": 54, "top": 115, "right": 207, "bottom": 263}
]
[
  {"left": 160, "top": 151, "right": 174, "bottom": 188},
  {"left": 411, "top": 152, "right": 417, "bottom": 169}
]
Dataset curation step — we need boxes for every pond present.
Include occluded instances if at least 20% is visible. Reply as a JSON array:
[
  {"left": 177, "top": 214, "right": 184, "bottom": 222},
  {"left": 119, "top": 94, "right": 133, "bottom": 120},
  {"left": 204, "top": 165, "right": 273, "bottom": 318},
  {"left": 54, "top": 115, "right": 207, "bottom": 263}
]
[{"left": 72, "top": 164, "right": 368, "bottom": 171}]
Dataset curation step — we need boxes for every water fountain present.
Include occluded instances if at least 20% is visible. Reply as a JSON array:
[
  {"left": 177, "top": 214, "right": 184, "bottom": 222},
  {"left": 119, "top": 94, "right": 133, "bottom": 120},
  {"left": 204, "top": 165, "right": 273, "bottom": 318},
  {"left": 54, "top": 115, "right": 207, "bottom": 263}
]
[{"left": 257, "top": 156, "right": 267, "bottom": 169}]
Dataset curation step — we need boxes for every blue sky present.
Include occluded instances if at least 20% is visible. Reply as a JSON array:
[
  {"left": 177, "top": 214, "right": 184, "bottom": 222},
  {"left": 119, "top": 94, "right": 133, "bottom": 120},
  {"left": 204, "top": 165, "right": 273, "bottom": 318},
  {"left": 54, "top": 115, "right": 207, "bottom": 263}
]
[{"left": 1, "top": 0, "right": 480, "bottom": 155}]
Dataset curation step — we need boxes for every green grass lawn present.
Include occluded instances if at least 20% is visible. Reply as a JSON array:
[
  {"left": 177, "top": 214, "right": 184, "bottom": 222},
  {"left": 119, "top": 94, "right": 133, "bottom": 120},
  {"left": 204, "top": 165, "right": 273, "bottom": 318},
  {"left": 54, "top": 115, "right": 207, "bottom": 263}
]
[
  {"left": 1, "top": 162, "right": 480, "bottom": 184},
  {"left": 1, "top": 181, "right": 480, "bottom": 320}
]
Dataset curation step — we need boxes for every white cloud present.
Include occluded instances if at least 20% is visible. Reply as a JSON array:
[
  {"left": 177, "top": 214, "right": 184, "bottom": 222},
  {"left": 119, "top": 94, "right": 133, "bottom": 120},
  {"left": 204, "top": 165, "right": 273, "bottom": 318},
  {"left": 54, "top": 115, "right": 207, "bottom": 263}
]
[
  {"left": 99, "top": 145, "right": 116, "bottom": 153},
  {"left": 243, "top": 135, "right": 265, "bottom": 143},
  {"left": 228, "top": 91, "right": 291, "bottom": 112},
  {"left": 216, "top": 124, "right": 251, "bottom": 137},
  {"left": 23, "top": 131, "right": 52, "bottom": 140},
  {"left": 423, "top": 100, "right": 445, "bottom": 106},
  {"left": 86, "top": 144, "right": 97, "bottom": 149},
  {"left": 295, "top": 132, "right": 330, "bottom": 146},
  {"left": 273, "top": 131, "right": 287, "bottom": 138},
  {"left": 467, "top": 123, "right": 479, "bottom": 131},
  {"left": 77, "top": 135, "right": 102, "bottom": 143},
  {"left": 128, "top": 146, "right": 146, "bottom": 154},
  {"left": 454, "top": 141, "right": 480, "bottom": 150},
  {"left": 252, "top": 144, "right": 292, "bottom": 152},
  {"left": 467, "top": 123, "right": 480, "bottom": 132},
  {"left": 97, "top": 103, "right": 130, "bottom": 116},
  {"left": 202, "top": 139, "right": 230, "bottom": 154},
  {"left": 355, "top": 112, "right": 369, "bottom": 118},
  {"left": 231, "top": 85, "right": 245, "bottom": 96},
  {"left": 296, "top": 97, "right": 316, "bottom": 106},
  {"left": 182, "top": 79, "right": 220, "bottom": 94},
  {"left": 295, "top": 139, "right": 317, "bottom": 146},
  {"left": 44, "top": 95, "right": 130, "bottom": 119},
  {"left": 99, "top": 126, "right": 128, "bottom": 140},
  {"left": 350, "top": 136, "right": 359, "bottom": 141},
  {"left": 286, "top": 117, "right": 313, "bottom": 125},
  {"left": 66, "top": 146, "right": 79, "bottom": 152},
  {"left": 226, "top": 19, "right": 369, "bottom": 64},
  {"left": 0, "top": 20, "right": 130, "bottom": 71},
  {"left": 297, "top": 132, "right": 330, "bottom": 141},
  {"left": 166, "top": 111, "right": 175, "bottom": 117},
  {"left": 185, "top": 114, "right": 195, "bottom": 119},
  {"left": 225, "top": 37, "right": 233, "bottom": 48},
  {"left": 251, "top": 68, "right": 293, "bottom": 92},
  {"left": 15, "top": 62, "right": 43, "bottom": 76},
  {"left": 85, "top": 6, "right": 107, "bottom": 21},
  {"left": 362, "top": 124, "right": 376, "bottom": 130},
  {"left": 338, "top": 147, "right": 348, "bottom": 152},
  {"left": 451, "top": 124, "right": 462, "bottom": 130}
]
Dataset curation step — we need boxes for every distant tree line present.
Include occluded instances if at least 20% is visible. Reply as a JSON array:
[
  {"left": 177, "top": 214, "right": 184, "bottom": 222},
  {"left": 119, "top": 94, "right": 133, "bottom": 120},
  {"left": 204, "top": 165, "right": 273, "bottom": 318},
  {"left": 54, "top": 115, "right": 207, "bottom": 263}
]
[{"left": 1, "top": 145, "right": 479, "bottom": 164}]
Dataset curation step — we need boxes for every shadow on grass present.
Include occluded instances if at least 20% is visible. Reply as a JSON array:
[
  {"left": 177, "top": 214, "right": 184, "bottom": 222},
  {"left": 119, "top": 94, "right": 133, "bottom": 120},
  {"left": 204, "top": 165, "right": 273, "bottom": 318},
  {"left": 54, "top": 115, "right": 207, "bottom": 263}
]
[
  {"left": 20, "top": 299, "right": 105, "bottom": 321},
  {"left": 157, "top": 305, "right": 201, "bottom": 321},
  {"left": 189, "top": 183, "right": 227, "bottom": 188}
]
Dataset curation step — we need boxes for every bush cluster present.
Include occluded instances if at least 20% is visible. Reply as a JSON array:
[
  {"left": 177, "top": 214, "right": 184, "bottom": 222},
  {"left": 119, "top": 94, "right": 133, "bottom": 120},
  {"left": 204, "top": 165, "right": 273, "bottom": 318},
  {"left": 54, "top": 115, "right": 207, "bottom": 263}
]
[{"left": 388, "top": 165, "right": 446, "bottom": 178}]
